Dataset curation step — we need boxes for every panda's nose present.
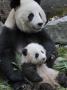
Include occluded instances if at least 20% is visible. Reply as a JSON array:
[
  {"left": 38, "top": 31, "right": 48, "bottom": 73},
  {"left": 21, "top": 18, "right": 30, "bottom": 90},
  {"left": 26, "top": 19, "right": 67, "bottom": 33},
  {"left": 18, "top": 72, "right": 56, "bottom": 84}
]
[
  {"left": 38, "top": 23, "right": 43, "bottom": 27},
  {"left": 42, "top": 58, "right": 46, "bottom": 61}
]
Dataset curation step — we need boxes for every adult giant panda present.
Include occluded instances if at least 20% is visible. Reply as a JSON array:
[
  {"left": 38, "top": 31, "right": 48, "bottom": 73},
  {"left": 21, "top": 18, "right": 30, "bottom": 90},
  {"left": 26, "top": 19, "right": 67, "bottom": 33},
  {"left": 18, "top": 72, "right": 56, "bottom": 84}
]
[
  {"left": 0, "top": 0, "right": 57, "bottom": 90},
  {"left": 9, "top": 0, "right": 57, "bottom": 67}
]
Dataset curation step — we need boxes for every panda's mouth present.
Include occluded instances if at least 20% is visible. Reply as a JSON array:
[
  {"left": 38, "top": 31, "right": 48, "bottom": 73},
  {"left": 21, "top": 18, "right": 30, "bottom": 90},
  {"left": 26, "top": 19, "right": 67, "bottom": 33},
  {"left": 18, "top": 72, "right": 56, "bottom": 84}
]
[
  {"left": 32, "top": 23, "right": 45, "bottom": 31},
  {"left": 32, "top": 26, "right": 42, "bottom": 32},
  {"left": 37, "top": 60, "right": 46, "bottom": 65}
]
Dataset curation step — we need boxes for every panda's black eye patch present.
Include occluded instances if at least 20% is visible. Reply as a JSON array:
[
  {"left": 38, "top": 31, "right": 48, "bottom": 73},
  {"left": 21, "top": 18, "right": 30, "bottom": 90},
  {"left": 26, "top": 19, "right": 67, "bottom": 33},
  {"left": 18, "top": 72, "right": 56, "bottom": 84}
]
[
  {"left": 22, "top": 49, "right": 27, "bottom": 56},
  {"left": 28, "top": 13, "right": 34, "bottom": 21},
  {"left": 35, "top": 53, "right": 39, "bottom": 58}
]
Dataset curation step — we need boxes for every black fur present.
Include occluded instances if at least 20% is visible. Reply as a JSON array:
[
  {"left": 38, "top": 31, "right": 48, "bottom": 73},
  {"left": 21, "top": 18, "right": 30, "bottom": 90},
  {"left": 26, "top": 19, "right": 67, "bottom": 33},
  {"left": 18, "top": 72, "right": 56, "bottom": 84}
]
[
  {"left": 22, "top": 49, "right": 27, "bottom": 56},
  {"left": 39, "top": 83, "right": 55, "bottom": 90},
  {"left": 11, "top": 82, "right": 27, "bottom": 90},
  {"left": 56, "top": 72, "right": 67, "bottom": 88},
  {"left": 10, "top": 0, "right": 20, "bottom": 9},
  {"left": 34, "top": 0, "right": 41, "bottom": 4},
  {"left": 35, "top": 53, "right": 39, "bottom": 58},
  {"left": 28, "top": 13, "right": 34, "bottom": 22},
  {"left": 21, "top": 63, "right": 42, "bottom": 82},
  {"left": 0, "top": 26, "right": 27, "bottom": 90}
]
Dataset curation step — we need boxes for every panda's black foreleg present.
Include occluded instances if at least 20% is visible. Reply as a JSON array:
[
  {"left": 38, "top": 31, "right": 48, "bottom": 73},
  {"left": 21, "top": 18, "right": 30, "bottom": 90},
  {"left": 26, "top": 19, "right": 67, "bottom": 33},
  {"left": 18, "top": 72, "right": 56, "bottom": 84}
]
[
  {"left": 38, "top": 83, "right": 55, "bottom": 90},
  {"left": 40, "top": 29, "right": 58, "bottom": 68},
  {"left": 0, "top": 53, "right": 27, "bottom": 90},
  {"left": 42, "top": 41, "right": 57, "bottom": 68},
  {"left": 42, "top": 40, "right": 58, "bottom": 68},
  {"left": 0, "top": 28, "right": 27, "bottom": 90},
  {"left": 56, "top": 72, "right": 67, "bottom": 88},
  {"left": 21, "top": 63, "right": 42, "bottom": 82}
]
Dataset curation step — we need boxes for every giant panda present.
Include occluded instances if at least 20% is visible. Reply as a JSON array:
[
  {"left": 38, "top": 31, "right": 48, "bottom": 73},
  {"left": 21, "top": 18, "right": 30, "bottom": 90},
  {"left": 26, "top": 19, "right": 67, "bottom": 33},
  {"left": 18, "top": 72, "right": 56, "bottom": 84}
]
[
  {"left": 0, "top": 0, "right": 57, "bottom": 90},
  {"left": 19, "top": 43, "right": 67, "bottom": 90}
]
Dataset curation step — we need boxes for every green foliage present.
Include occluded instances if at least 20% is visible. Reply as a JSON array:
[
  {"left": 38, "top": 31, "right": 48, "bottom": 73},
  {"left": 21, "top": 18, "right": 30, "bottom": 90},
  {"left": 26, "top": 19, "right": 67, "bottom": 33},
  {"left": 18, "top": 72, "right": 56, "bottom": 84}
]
[
  {"left": 54, "top": 46, "right": 67, "bottom": 90},
  {"left": 0, "top": 83, "right": 12, "bottom": 90},
  {"left": 54, "top": 46, "right": 67, "bottom": 72},
  {"left": 54, "top": 59, "right": 67, "bottom": 72},
  {"left": 57, "top": 46, "right": 67, "bottom": 57}
]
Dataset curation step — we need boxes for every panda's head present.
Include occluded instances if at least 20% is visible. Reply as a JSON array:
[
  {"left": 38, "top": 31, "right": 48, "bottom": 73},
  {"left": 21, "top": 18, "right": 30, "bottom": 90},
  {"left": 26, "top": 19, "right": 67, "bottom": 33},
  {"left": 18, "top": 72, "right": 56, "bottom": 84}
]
[
  {"left": 21, "top": 43, "right": 47, "bottom": 65},
  {"left": 10, "top": 0, "right": 47, "bottom": 33}
]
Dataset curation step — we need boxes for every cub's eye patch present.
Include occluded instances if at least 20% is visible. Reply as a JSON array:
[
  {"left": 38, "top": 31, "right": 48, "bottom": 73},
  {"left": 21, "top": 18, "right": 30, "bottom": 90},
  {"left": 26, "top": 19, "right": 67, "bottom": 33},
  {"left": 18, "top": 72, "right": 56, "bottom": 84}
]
[
  {"left": 41, "top": 51, "right": 44, "bottom": 54},
  {"left": 35, "top": 53, "right": 39, "bottom": 58},
  {"left": 28, "top": 13, "right": 34, "bottom": 21},
  {"left": 22, "top": 49, "right": 27, "bottom": 56}
]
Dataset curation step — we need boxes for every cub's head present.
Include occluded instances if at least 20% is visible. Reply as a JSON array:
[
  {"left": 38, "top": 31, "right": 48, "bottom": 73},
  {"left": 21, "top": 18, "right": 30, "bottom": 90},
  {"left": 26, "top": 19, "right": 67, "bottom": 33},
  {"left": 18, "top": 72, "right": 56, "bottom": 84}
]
[
  {"left": 21, "top": 43, "right": 47, "bottom": 65},
  {"left": 10, "top": 0, "right": 47, "bottom": 32}
]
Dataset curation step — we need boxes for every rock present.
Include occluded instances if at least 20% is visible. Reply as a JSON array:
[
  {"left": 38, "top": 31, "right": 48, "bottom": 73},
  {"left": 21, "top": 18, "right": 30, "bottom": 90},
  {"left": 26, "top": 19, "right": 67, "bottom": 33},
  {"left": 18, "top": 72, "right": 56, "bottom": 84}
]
[
  {"left": 0, "top": 0, "right": 10, "bottom": 23},
  {"left": 41, "top": 0, "right": 67, "bottom": 18},
  {"left": 0, "top": 21, "right": 3, "bottom": 26},
  {"left": 0, "top": 22, "right": 3, "bottom": 34},
  {"left": 44, "top": 21, "right": 67, "bottom": 44},
  {"left": 0, "top": 0, "right": 67, "bottom": 21}
]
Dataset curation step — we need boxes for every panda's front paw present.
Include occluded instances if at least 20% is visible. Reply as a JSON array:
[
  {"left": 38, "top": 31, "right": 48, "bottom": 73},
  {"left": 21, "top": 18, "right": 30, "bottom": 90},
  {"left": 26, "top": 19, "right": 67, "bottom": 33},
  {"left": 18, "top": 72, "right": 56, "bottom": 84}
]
[
  {"left": 39, "top": 83, "right": 55, "bottom": 90},
  {"left": 22, "top": 63, "right": 42, "bottom": 82}
]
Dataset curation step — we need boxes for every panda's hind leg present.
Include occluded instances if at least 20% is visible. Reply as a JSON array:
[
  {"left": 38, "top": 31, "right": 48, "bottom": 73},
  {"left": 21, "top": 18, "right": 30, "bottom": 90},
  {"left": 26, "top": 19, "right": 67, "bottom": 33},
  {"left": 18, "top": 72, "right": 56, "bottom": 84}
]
[
  {"left": 57, "top": 72, "right": 67, "bottom": 88},
  {"left": 38, "top": 83, "right": 56, "bottom": 90}
]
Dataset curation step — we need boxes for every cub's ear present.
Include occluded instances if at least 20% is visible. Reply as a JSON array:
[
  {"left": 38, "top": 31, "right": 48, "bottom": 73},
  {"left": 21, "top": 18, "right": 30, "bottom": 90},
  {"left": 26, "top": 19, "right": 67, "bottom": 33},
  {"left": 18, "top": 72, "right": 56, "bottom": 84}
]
[
  {"left": 10, "top": 0, "right": 20, "bottom": 9},
  {"left": 34, "top": 0, "right": 41, "bottom": 4},
  {"left": 22, "top": 49, "right": 27, "bottom": 56}
]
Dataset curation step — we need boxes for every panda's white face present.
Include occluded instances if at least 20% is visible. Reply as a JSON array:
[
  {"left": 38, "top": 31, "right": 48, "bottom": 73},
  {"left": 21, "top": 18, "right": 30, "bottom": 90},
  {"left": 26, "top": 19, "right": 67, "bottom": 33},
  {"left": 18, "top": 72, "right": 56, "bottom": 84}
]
[
  {"left": 21, "top": 43, "right": 47, "bottom": 65},
  {"left": 15, "top": 0, "right": 47, "bottom": 33}
]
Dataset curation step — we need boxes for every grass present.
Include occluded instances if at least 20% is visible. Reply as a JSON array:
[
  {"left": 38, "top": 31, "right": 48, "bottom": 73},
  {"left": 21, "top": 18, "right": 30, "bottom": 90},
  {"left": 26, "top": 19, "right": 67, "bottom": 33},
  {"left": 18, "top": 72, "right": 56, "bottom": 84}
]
[{"left": 54, "top": 46, "right": 67, "bottom": 90}]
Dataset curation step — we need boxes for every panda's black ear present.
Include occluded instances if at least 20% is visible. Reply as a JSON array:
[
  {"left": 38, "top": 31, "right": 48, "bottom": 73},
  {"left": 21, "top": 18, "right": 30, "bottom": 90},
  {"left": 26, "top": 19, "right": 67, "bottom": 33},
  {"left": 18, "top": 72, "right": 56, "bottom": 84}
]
[
  {"left": 34, "top": 0, "right": 41, "bottom": 4},
  {"left": 22, "top": 49, "right": 27, "bottom": 56},
  {"left": 10, "top": 0, "right": 20, "bottom": 9}
]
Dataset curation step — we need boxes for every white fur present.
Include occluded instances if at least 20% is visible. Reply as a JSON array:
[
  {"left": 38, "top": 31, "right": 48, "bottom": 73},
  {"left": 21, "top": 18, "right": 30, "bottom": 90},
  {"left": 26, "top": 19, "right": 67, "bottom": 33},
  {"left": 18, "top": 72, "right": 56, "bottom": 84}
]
[
  {"left": 4, "top": 9, "right": 15, "bottom": 29},
  {"left": 15, "top": 0, "right": 47, "bottom": 32},
  {"left": 37, "top": 64, "right": 59, "bottom": 88}
]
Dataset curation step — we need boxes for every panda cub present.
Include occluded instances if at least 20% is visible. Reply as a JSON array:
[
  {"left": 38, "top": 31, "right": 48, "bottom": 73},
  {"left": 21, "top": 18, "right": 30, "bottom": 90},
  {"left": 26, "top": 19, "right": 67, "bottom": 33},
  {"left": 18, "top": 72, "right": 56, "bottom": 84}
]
[
  {"left": 18, "top": 43, "right": 67, "bottom": 90},
  {"left": 18, "top": 43, "right": 47, "bottom": 66}
]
